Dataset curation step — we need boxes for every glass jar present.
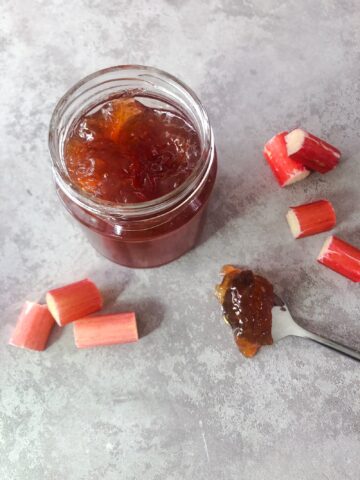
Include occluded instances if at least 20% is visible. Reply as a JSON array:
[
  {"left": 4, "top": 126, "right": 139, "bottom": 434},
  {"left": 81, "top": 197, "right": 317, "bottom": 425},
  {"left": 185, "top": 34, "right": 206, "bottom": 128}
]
[{"left": 49, "top": 65, "right": 217, "bottom": 268}]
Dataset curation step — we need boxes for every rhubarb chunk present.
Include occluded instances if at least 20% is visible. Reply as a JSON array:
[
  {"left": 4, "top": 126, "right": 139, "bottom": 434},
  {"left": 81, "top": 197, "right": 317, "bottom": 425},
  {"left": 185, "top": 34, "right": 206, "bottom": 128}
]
[
  {"left": 286, "top": 199, "right": 336, "bottom": 239},
  {"left": 46, "top": 278, "right": 102, "bottom": 326},
  {"left": 318, "top": 236, "right": 360, "bottom": 282},
  {"left": 285, "top": 129, "right": 340, "bottom": 173},
  {"left": 263, "top": 132, "right": 310, "bottom": 187},
  {"left": 9, "top": 302, "right": 55, "bottom": 351},
  {"left": 73, "top": 312, "right": 138, "bottom": 348}
]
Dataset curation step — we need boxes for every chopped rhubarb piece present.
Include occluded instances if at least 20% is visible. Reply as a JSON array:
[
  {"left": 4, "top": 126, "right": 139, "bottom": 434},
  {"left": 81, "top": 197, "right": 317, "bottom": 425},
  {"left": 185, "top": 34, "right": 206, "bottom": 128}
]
[
  {"left": 46, "top": 278, "right": 102, "bottom": 326},
  {"left": 285, "top": 129, "right": 340, "bottom": 173},
  {"left": 318, "top": 236, "right": 360, "bottom": 282},
  {"left": 9, "top": 302, "right": 55, "bottom": 351},
  {"left": 263, "top": 132, "right": 310, "bottom": 187},
  {"left": 73, "top": 312, "right": 138, "bottom": 348},
  {"left": 286, "top": 199, "right": 336, "bottom": 239}
]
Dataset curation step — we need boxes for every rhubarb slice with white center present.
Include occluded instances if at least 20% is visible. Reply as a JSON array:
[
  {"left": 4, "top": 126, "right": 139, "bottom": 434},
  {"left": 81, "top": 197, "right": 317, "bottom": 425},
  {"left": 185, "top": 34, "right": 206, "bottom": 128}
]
[
  {"left": 318, "top": 235, "right": 360, "bottom": 282},
  {"left": 286, "top": 199, "right": 336, "bottom": 239},
  {"left": 285, "top": 129, "right": 340, "bottom": 173},
  {"left": 263, "top": 132, "right": 310, "bottom": 187}
]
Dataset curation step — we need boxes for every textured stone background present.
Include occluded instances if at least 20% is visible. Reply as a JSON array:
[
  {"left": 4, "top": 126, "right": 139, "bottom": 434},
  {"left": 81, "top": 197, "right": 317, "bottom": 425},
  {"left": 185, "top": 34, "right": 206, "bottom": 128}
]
[{"left": 1, "top": 1, "right": 360, "bottom": 479}]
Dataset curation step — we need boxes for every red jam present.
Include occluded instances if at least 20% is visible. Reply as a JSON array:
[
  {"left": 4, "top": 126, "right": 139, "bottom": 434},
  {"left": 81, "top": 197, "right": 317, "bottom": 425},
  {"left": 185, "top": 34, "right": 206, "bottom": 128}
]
[
  {"left": 216, "top": 266, "right": 274, "bottom": 357},
  {"left": 58, "top": 95, "right": 216, "bottom": 268},
  {"left": 65, "top": 98, "right": 201, "bottom": 203}
]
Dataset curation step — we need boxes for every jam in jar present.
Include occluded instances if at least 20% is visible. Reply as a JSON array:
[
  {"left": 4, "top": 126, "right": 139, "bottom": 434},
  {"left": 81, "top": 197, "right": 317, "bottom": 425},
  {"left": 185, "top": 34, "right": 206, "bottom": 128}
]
[{"left": 49, "top": 66, "right": 217, "bottom": 268}]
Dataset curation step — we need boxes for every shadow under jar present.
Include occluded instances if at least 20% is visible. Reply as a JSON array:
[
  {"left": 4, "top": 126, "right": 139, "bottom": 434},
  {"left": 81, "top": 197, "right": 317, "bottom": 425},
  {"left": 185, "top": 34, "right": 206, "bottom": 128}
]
[{"left": 49, "top": 65, "right": 217, "bottom": 268}]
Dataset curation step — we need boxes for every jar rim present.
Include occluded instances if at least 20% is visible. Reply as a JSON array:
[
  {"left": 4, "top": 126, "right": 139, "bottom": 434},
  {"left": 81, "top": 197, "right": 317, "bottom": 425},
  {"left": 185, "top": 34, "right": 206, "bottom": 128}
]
[{"left": 48, "top": 64, "right": 214, "bottom": 219}]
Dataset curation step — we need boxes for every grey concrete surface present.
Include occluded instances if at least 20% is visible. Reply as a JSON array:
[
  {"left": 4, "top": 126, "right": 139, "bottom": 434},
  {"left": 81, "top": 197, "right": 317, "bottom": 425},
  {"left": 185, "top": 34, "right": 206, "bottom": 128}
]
[{"left": 1, "top": 1, "right": 360, "bottom": 478}]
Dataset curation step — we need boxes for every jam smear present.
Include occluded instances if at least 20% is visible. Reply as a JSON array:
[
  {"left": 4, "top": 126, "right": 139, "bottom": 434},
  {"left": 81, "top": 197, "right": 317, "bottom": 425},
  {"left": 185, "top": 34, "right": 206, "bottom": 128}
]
[
  {"left": 64, "top": 98, "right": 201, "bottom": 203},
  {"left": 215, "top": 265, "right": 274, "bottom": 357}
]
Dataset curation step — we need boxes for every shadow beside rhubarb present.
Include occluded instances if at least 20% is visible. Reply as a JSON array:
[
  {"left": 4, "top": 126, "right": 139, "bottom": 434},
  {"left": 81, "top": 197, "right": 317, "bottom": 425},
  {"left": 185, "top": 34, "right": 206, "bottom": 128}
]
[
  {"left": 135, "top": 298, "right": 164, "bottom": 339},
  {"left": 47, "top": 323, "right": 66, "bottom": 347}
]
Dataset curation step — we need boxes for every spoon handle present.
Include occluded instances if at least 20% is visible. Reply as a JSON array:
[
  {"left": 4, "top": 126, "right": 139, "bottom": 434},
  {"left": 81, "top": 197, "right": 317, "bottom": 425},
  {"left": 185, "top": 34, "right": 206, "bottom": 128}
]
[{"left": 303, "top": 331, "right": 360, "bottom": 361}]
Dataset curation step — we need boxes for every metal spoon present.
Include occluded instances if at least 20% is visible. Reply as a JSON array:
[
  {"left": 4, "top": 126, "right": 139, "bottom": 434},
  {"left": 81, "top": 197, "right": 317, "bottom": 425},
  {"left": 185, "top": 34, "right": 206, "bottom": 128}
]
[{"left": 272, "top": 303, "right": 360, "bottom": 361}]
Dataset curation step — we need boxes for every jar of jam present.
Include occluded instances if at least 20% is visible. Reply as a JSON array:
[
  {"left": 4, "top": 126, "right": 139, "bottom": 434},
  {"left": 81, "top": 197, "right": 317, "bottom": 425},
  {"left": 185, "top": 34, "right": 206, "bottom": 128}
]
[{"left": 49, "top": 65, "right": 217, "bottom": 268}]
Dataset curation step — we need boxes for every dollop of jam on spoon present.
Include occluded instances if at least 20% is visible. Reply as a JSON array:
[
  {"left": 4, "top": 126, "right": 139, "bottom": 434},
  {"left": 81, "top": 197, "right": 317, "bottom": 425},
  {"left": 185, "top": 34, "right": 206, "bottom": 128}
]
[{"left": 215, "top": 265, "right": 275, "bottom": 357}]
